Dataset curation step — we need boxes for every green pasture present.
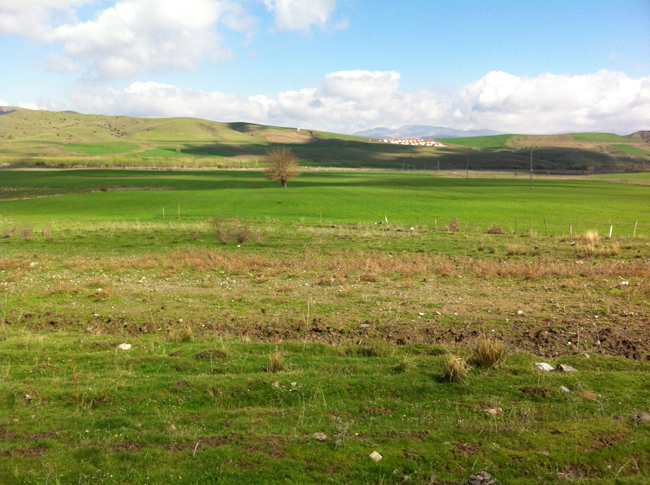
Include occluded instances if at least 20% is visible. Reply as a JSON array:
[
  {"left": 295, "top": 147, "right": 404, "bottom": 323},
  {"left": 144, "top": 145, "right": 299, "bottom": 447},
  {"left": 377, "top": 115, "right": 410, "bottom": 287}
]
[
  {"left": 63, "top": 143, "right": 140, "bottom": 156},
  {"left": 1, "top": 332, "right": 649, "bottom": 485},
  {"left": 438, "top": 134, "right": 515, "bottom": 149},
  {"left": 0, "top": 169, "right": 648, "bottom": 236},
  {"left": 572, "top": 133, "right": 633, "bottom": 143},
  {"left": 611, "top": 144, "right": 650, "bottom": 156}
]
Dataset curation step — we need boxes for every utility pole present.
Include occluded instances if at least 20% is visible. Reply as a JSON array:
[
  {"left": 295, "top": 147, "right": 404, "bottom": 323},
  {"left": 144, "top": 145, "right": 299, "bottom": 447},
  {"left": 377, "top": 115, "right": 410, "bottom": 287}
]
[{"left": 529, "top": 146, "right": 537, "bottom": 191}]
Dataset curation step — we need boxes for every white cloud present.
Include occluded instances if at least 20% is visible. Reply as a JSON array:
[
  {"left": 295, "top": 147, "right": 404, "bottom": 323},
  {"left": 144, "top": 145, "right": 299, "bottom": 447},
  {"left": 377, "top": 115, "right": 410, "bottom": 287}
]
[
  {"left": 323, "top": 70, "right": 401, "bottom": 103},
  {"left": 0, "top": 0, "right": 92, "bottom": 37},
  {"left": 264, "top": 0, "right": 344, "bottom": 33},
  {"left": 456, "top": 70, "right": 650, "bottom": 133},
  {"left": 49, "top": 0, "right": 240, "bottom": 79},
  {"left": 1, "top": 0, "right": 257, "bottom": 80},
  {"left": 43, "top": 54, "right": 79, "bottom": 72},
  {"left": 67, "top": 70, "right": 650, "bottom": 135}
]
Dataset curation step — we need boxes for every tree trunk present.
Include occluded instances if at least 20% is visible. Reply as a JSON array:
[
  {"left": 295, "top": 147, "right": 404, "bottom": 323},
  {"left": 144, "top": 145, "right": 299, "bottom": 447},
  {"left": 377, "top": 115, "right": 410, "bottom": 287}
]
[{"left": 281, "top": 178, "right": 287, "bottom": 188}]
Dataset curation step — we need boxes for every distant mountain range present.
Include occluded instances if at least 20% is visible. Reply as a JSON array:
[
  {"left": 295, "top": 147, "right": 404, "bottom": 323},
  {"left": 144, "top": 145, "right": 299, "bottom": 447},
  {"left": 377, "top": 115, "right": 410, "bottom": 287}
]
[{"left": 353, "top": 125, "right": 506, "bottom": 139}]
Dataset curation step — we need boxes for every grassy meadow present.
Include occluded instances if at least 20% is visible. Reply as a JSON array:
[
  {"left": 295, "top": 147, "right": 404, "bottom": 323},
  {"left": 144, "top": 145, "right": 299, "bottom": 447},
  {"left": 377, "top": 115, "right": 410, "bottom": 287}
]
[{"left": 1, "top": 167, "right": 650, "bottom": 484}]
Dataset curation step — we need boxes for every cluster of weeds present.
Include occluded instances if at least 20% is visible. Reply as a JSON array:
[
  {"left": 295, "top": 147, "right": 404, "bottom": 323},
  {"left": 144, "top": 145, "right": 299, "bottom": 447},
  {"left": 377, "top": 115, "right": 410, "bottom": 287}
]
[
  {"left": 442, "top": 335, "right": 508, "bottom": 384},
  {"left": 210, "top": 218, "right": 258, "bottom": 244}
]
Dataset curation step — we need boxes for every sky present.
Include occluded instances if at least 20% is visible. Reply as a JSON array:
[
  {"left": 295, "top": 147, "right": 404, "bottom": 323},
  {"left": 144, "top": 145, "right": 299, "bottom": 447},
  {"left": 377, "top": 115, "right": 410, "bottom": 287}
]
[{"left": 1, "top": 0, "right": 649, "bottom": 135}]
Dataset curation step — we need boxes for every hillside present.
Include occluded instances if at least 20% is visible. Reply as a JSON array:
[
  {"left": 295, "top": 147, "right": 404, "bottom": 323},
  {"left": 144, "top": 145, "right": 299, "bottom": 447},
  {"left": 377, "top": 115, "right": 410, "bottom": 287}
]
[{"left": 0, "top": 108, "right": 648, "bottom": 172}]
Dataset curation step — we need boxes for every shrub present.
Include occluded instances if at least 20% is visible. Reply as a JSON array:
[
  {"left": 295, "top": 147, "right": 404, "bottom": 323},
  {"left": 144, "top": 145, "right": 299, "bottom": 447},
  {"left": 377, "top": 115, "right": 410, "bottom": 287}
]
[
  {"left": 582, "top": 230, "right": 599, "bottom": 244},
  {"left": 441, "top": 355, "right": 469, "bottom": 384}
]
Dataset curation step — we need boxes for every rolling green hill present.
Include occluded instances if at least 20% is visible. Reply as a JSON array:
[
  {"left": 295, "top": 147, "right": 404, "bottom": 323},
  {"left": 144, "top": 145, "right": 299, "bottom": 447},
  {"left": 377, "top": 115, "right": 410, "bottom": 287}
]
[{"left": 0, "top": 108, "right": 648, "bottom": 172}]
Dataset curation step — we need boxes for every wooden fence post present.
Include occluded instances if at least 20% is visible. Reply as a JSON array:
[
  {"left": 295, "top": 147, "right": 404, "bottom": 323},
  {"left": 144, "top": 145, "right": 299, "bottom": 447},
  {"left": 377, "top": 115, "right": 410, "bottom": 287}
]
[{"left": 633, "top": 219, "right": 638, "bottom": 238}]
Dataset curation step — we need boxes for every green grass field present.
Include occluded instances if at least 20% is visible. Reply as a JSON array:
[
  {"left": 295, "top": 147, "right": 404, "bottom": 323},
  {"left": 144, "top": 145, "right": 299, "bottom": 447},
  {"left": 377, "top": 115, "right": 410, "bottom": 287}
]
[
  {"left": 1, "top": 170, "right": 648, "bottom": 237},
  {"left": 63, "top": 143, "right": 140, "bottom": 156},
  {"left": 1, "top": 168, "right": 649, "bottom": 484},
  {"left": 571, "top": 133, "right": 635, "bottom": 143}
]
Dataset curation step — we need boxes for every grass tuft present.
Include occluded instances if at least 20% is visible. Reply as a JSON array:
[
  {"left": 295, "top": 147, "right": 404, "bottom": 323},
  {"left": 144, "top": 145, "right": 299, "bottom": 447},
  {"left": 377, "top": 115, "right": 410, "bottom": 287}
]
[
  {"left": 582, "top": 230, "right": 599, "bottom": 244},
  {"left": 471, "top": 334, "right": 507, "bottom": 369},
  {"left": 441, "top": 355, "right": 469, "bottom": 384},
  {"left": 485, "top": 224, "right": 506, "bottom": 234},
  {"left": 267, "top": 349, "right": 286, "bottom": 373}
]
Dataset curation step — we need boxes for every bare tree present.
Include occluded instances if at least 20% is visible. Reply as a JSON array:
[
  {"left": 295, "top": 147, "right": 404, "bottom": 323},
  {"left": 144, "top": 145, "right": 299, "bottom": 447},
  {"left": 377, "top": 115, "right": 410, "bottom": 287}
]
[{"left": 264, "top": 146, "right": 300, "bottom": 188}]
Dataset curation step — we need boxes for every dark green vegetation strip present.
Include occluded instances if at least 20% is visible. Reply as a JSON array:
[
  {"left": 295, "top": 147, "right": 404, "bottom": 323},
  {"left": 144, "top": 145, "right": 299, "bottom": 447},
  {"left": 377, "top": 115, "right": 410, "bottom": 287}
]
[{"left": 0, "top": 333, "right": 649, "bottom": 485}]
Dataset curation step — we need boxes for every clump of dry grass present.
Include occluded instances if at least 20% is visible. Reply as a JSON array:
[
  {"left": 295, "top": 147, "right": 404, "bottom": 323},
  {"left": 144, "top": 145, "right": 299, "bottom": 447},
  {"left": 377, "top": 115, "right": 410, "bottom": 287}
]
[
  {"left": 471, "top": 335, "right": 507, "bottom": 369},
  {"left": 441, "top": 355, "right": 469, "bottom": 384},
  {"left": 210, "top": 218, "right": 256, "bottom": 244},
  {"left": 267, "top": 350, "right": 286, "bottom": 373},
  {"left": 393, "top": 355, "right": 417, "bottom": 373},
  {"left": 169, "top": 326, "right": 194, "bottom": 343},
  {"left": 445, "top": 217, "right": 460, "bottom": 232},
  {"left": 359, "top": 273, "right": 378, "bottom": 282},
  {"left": 506, "top": 243, "right": 528, "bottom": 255},
  {"left": 582, "top": 230, "right": 599, "bottom": 244},
  {"left": 485, "top": 225, "right": 506, "bottom": 234}
]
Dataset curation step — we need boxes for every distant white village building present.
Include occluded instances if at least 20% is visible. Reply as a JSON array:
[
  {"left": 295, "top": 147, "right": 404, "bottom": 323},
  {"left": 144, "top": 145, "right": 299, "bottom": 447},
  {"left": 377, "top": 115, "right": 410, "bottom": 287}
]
[{"left": 380, "top": 138, "right": 445, "bottom": 147}]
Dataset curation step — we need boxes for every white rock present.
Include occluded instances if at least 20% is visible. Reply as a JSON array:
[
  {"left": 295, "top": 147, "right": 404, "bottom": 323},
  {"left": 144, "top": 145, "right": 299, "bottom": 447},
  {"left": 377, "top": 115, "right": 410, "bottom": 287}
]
[
  {"left": 369, "top": 451, "right": 383, "bottom": 462},
  {"left": 117, "top": 343, "right": 132, "bottom": 350},
  {"left": 534, "top": 362, "right": 554, "bottom": 372},
  {"left": 312, "top": 432, "right": 327, "bottom": 441},
  {"left": 555, "top": 364, "right": 577, "bottom": 372},
  {"left": 560, "top": 386, "right": 571, "bottom": 393}
]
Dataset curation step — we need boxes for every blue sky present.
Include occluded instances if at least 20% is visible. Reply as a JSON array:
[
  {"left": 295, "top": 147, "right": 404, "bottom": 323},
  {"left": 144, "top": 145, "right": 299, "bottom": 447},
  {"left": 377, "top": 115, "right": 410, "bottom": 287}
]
[{"left": 1, "top": 0, "right": 649, "bottom": 134}]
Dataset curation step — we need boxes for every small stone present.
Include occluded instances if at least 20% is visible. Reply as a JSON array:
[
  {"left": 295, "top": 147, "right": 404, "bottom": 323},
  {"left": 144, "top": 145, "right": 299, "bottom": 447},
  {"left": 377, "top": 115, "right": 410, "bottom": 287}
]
[
  {"left": 369, "top": 451, "right": 382, "bottom": 462},
  {"left": 117, "top": 343, "right": 132, "bottom": 350},
  {"left": 465, "top": 471, "right": 496, "bottom": 485},
  {"left": 485, "top": 408, "right": 503, "bottom": 416},
  {"left": 78, "top": 339, "right": 84, "bottom": 344},
  {"left": 583, "top": 353, "right": 590, "bottom": 358},
  {"left": 560, "top": 386, "right": 571, "bottom": 393},
  {"left": 270, "top": 381, "right": 280, "bottom": 388},
  {"left": 556, "top": 364, "right": 577, "bottom": 372},
  {"left": 537, "top": 451, "right": 550, "bottom": 456},
  {"left": 169, "top": 424, "right": 177, "bottom": 431},
  {"left": 634, "top": 413, "right": 650, "bottom": 424},
  {"left": 580, "top": 391, "right": 598, "bottom": 401},
  {"left": 517, "top": 310, "right": 524, "bottom": 315},
  {"left": 534, "top": 362, "right": 554, "bottom": 372},
  {"left": 290, "top": 382, "right": 297, "bottom": 387},
  {"left": 312, "top": 432, "right": 327, "bottom": 441}
]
